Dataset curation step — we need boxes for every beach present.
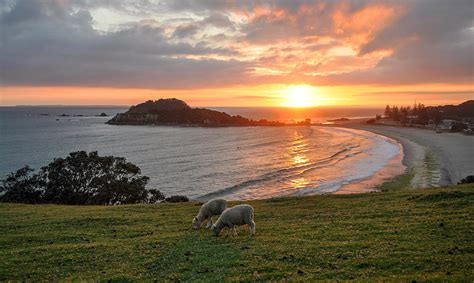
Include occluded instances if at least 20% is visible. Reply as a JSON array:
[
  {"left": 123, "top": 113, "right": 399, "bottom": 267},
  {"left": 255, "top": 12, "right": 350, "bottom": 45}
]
[{"left": 341, "top": 123, "right": 474, "bottom": 188}]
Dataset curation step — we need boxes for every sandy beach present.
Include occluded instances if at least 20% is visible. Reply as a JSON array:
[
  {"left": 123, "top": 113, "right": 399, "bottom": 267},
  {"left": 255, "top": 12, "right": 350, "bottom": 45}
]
[{"left": 344, "top": 123, "right": 474, "bottom": 188}]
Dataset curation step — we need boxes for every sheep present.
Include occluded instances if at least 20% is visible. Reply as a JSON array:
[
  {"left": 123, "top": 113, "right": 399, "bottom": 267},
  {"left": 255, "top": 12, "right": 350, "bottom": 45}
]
[
  {"left": 211, "top": 204, "right": 255, "bottom": 237},
  {"left": 192, "top": 198, "right": 227, "bottom": 229}
]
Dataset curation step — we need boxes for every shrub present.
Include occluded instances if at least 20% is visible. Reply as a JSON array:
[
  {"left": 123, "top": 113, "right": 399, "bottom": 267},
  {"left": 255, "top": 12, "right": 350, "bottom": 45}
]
[
  {"left": 0, "top": 166, "right": 42, "bottom": 204},
  {"left": 165, "top": 195, "right": 189, "bottom": 203},
  {"left": 0, "top": 151, "right": 158, "bottom": 205},
  {"left": 458, "top": 175, "right": 474, "bottom": 184},
  {"left": 147, "top": 189, "right": 166, "bottom": 203},
  {"left": 451, "top": 122, "right": 468, "bottom": 132}
]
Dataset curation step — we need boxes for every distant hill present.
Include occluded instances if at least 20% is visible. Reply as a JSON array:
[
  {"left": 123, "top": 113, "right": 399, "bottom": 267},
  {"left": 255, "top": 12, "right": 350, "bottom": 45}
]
[
  {"left": 107, "top": 98, "right": 310, "bottom": 126},
  {"left": 426, "top": 100, "right": 474, "bottom": 119},
  {"left": 127, "top": 98, "right": 191, "bottom": 113},
  {"left": 382, "top": 100, "right": 474, "bottom": 125}
]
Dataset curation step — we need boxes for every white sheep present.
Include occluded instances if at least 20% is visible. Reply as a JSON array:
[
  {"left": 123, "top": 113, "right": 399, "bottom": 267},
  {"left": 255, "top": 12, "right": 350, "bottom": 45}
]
[
  {"left": 211, "top": 204, "right": 256, "bottom": 237},
  {"left": 192, "top": 198, "right": 227, "bottom": 229}
]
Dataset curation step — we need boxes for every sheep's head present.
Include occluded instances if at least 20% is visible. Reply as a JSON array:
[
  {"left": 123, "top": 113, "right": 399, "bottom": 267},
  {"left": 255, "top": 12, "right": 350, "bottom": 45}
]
[
  {"left": 211, "top": 224, "right": 220, "bottom": 236},
  {"left": 192, "top": 217, "right": 200, "bottom": 229}
]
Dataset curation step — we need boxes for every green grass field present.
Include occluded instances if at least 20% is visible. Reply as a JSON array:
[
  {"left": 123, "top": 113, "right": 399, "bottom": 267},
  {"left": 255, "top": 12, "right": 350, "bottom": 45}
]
[{"left": 1, "top": 184, "right": 473, "bottom": 281}]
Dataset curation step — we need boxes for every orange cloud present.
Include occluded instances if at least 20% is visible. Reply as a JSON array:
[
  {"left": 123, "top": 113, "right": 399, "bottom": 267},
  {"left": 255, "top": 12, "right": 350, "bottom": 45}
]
[{"left": 332, "top": 2, "right": 402, "bottom": 49}]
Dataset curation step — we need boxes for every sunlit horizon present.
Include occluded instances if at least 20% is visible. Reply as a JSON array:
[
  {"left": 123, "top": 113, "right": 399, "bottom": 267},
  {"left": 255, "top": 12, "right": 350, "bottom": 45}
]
[{"left": 1, "top": 83, "right": 472, "bottom": 108}]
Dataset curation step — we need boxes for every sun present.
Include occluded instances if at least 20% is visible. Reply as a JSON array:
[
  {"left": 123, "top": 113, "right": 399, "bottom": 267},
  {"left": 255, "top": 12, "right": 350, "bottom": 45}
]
[{"left": 282, "top": 85, "right": 318, "bottom": 107}]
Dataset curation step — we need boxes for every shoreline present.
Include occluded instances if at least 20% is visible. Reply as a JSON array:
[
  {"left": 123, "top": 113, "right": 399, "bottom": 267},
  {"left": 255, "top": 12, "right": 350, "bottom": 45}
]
[
  {"left": 347, "top": 125, "right": 432, "bottom": 190},
  {"left": 334, "top": 132, "right": 406, "bottom": 194},
  {"left": 335, "top": 121, "right": 474, "bottom": 189}
]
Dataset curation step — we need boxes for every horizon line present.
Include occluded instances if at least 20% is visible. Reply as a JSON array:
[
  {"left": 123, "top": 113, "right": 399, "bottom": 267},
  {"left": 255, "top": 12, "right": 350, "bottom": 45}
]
[{"left": 0, "top": 104, "right": 388, "bottom": 109}]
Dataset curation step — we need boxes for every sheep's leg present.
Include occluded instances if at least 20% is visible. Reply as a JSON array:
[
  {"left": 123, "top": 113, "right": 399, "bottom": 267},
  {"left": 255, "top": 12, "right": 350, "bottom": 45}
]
[
  {"left": 248, "top": 221, "right": 256, "bottom": 236},
  {"left": 232, "top": 226, "right": 238, "bottom": 236},
  {"left": 205, "top": 217, "right": 213, "bottom": 228}
]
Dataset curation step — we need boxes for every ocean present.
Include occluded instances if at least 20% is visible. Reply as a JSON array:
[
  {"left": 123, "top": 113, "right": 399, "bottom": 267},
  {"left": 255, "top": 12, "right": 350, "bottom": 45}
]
[{"left": 0, "top": 106, "right": 401, "bottom": 200}]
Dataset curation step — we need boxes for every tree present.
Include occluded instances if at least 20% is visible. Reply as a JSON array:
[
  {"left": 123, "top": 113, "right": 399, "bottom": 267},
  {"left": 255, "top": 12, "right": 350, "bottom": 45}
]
[
  {"left": 384, "top": 105, "right": 392, "bottom": 118},
  {"left": 392, "top": 106, "right": 400, "bottom": 121},
  {"left": 450, "top": 122, "right": 467, "bottom": 132},
  {"left": 146, "top": 189, "right": 165, "bottom": 203},
  {"left": 417, "top": 104, "right": 429, "bottom": 124},
  {"left": 434, "top": 111, "right": 443, "bottom": 125},
  {"left": 1, "top": 151, "right": 161, "bottom": 205},
  {"left": 38, "top": 151, "right": 150, "bottom": 205},
  {"left": 0, "top": 166, "right": 42, "bottom": 204}
]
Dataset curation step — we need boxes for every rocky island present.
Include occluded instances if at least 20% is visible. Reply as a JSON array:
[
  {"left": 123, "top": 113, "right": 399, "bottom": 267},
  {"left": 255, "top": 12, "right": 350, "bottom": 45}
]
[{"left": 107, "top": 98, "right": 311, "bottom": 127}]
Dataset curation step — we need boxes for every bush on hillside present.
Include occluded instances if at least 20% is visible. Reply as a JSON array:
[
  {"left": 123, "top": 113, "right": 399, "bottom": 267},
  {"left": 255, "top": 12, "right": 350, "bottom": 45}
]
[
  {"left": 0, "top": 151, "right": 166, "bottom": 205},
  {"left": 147, "top": 189, "right": 166, "bottom": 203},
  {"left": 0, "top": 166, "right": 42, "bottom": 204},
  {"left": 165, "top": 195, "right": 189, "bottom": 203},
  {"left": 458, "top": 175, "right": 474, "bottom": 184},
  {"left": 450, "top": 122, "right": 468, "bottom": 132}
]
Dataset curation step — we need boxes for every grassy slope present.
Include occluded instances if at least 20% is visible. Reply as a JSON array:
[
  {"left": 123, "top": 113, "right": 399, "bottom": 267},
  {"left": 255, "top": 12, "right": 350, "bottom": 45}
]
[{"left": 1, "top": 185, "right": 473, "bottom": 281}]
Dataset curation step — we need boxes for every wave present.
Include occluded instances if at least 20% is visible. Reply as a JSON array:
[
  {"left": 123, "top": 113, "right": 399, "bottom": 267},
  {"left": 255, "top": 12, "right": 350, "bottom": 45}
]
[{"left": 196, "top": 144, "right": 361, "bottom": 200}]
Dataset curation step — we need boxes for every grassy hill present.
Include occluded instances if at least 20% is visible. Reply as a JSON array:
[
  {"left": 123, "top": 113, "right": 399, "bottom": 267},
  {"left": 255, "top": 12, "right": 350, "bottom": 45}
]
[{"left": 1, "top": 184, "right": 473, "bottom": 281}]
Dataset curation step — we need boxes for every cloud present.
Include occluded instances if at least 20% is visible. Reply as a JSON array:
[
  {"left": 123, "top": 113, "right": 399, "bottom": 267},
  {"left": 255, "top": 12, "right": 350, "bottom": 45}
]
[
  {"left": 0, "top": 0, "right": 473, "bottom": 89},
  {"left": 358, "top": 90, "right": 474, "bottom": 97},
  {"left": 172, "top": 24, "right": 199, "bottom": 38},
  {"left": 0, "top": 0, "right": 250, "bottom": 88},
  {"left": 333, "top": 0, "right": 474, "bottom": 85}
]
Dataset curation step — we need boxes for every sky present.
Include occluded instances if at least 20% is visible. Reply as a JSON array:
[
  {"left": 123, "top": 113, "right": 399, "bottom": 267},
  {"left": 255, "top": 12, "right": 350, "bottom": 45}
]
[{"left": 0, "top": 0, "right": 473, "bottom": 107}]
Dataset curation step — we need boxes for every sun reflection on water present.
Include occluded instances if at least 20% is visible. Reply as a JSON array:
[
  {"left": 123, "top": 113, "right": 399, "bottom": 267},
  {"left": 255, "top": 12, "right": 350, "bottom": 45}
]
[
  {"left": 292, "top": 154, "right": 309, "bottom": 165},
  {"left": 289, "top": 130, "right": 310, "bottom": 165},
  {"left": 287, "top": 130, "right": 312, "bottom": 190},
  {"left": 290, "top": 177, "right": 310, "bottom": 189}
]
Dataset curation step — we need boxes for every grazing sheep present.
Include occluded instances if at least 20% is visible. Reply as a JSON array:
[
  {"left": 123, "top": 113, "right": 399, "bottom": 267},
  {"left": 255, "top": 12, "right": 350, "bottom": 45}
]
[
  {"left": 211, "top": 204, "right": 255, "bottom": 237},
  {"left": 192, "top": 198, "right": 227, "bottom": 229}
]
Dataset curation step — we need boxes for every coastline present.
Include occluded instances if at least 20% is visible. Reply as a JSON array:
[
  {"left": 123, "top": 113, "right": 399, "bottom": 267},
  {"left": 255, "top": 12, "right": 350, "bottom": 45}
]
[
  {"left": 347, "top": 125, "right": 434, "bottom": 190},
  {"left": 333, "top": 129, "right": 406, "bottom": 195},
  {"left": 335, "top": 121, "right": 474, "bottom": 190}
]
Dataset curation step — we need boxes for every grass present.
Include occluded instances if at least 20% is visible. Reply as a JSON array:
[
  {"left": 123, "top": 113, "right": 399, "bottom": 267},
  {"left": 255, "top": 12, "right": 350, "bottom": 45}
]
[
  {"left": 377, "top": 170, "right": 415, "bottom": 192},
  {"left": 1, "top": 184, "right": 473, "bottom": 281}
]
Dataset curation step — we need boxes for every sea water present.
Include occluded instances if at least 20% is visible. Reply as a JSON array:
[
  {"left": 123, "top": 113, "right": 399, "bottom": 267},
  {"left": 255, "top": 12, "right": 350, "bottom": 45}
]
[{"left": 0, "top": 106, "right": 401, "bottom": 200}]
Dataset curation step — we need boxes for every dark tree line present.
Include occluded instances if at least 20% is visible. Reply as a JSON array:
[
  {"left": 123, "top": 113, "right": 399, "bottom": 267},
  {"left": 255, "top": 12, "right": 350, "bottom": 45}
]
[
  {"left": 383, "top": 100, "right": 474, "bottom": 126},
  {"left": 384, "top": 103, "right": 439, "bottom": 125},
  {"left": 0, "top": 151, "right": 187, "bottom": 205}
]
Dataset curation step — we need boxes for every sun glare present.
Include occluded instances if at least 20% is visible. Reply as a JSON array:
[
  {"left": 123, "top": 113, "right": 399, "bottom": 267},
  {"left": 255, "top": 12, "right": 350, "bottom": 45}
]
[{"left": 282, "top": 85, "right": 319, "bottom": 107}]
